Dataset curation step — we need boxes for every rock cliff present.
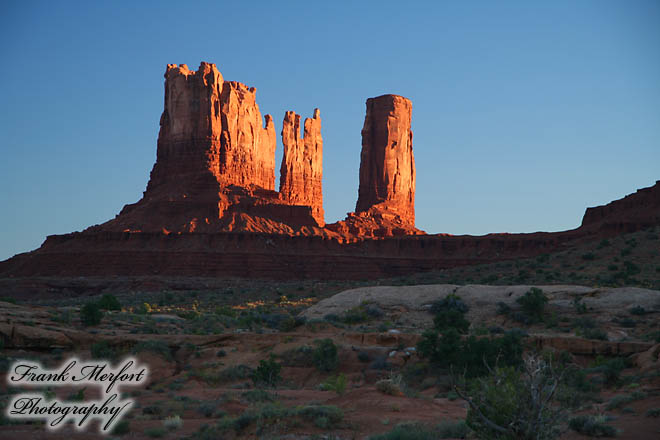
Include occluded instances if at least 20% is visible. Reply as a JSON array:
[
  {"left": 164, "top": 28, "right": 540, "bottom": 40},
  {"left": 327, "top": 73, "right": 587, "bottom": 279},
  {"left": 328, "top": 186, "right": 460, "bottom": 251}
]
[
  {"left": 581, "top": 180, "right": 660, "bottom": 234},
  {"left": 328, "top": 95, "right": 421, "bottom": 237},
  {"left": 100, "top": 62, "right": 322, "bottom": 234},
  {"left": 356, "top": 95, "right": 415, "bottom": 225},
  {"left": 280, "top": 109, "right": 324, "bottom": 226}
]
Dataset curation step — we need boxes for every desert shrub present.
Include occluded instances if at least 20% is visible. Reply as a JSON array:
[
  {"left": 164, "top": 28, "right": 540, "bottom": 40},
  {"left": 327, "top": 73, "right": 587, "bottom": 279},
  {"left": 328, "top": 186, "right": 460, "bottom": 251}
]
[
  {"left": 216, "top": 349, "right": 226, "bottom": 357},
  {"left": 430, "top": 294, "right": 470, "bottom": 334},
  {"left": 0, "top": 296, "right": 16, "bottom": 304},
  {"left": 417, "top": 329, "right": 523, "bottom": 378},
  {"left": 163, "top": 415, "right": 183, "bottom": 431},
  {"left": 357, "top": 351, "right": 371, "bottom": 363},
  {"left": 144, "top": 426, "right": 166, "bottom": 438},
  {"left": 574, "top": 317, "right": 608, "bottom": 340},
  {"left": 456, "top": 355, "right": 563, "bottom": 440},
  {"left": 90, "top": 341, "right": 118, "bottom": 360},
  {"left": 572, "top": 298, "right": 588, "bottom": 314},
  {"left": 437, "top": 420, "right": 470, "bottom": 438},
  {"left": 80, "top": 302, "right": 103, "bottom": 326},
  {"left": 252, "top": 355, "right": 282, "bottom": 388},
  {"left": 320, "top": 373, "right": 347, "bottom": 395},
  {"left": 580, "top": 327, "right": 608, "bottom": 341},
  {"left": 376, "top": 379, "right": 402, "bottom": 396},
  {"left": 111, "top": 420, "right": 130, "bottom": 435},
  {"left": 568, "top": 415, "right": 617, "bottom": 437},
  {"left": 582, "top": 253, "right": 596, "bottom": 261},
  {"left": 629, "top": 305, "right": 646, "bottom": 315},
  {"left": 341, "top": 302, "right": 382, "bottom": 324},
  {"left": 430, "top": 294, "right": 469, "bottom": 315},
  {"left": 197, "top": 400, "right": 222, "bottom": 417},
  {"left": 646, "top": 407, "right": 660, "bottom": 417},
  {"left": 606, "top": 391, "right": 647, "bottom": 410},
  {"left": 296, "top": 404, "right": 343, "bottom": 426},
  {"left": 515, "top": 287, "right": 548, "bottom": 322},
  {"left": 556, "top": 366, "right": 599, "bottom": 409},
  {"left": 132, "top": 340, "right": 173, "bottom": 361},
  {"left": 279, "top": 315, "right": 305, "bottom": 331},
  {"left": 98, "top": 294, "right": 121, "bottom": 311},
  {"left": 598, "top": 358, "right": 626, "bottom": 386},
  {"left": 312, "top": 338, "right": 338, "bottom": 372},
  {"left": 242, "top": 389, "right": 275, "bottom": 402},
  {"left": 496, "top": 301, "right": 511, "bottom": 315},
  {"left": 67, "top": 387, "right": 86, "bottom": 401}
]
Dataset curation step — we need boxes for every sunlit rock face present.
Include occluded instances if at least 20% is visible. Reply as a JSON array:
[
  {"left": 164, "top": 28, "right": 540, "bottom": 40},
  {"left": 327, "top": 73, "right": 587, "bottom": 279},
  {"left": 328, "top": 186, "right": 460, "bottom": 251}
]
[
  {"left": 100, "top": 62, "right": 321, "bottom": 234},
  {"left": 356, "top": 95, "right": 416, "bottom": 227},
  {"left": 280, "top": 109, "right": 324, "bottom": 227},
  {"left": 151, "top": 62, "right": 276, "bottom": 192},
  {"left": 327, "top": 94, "right": 421, "bottom": 237}
]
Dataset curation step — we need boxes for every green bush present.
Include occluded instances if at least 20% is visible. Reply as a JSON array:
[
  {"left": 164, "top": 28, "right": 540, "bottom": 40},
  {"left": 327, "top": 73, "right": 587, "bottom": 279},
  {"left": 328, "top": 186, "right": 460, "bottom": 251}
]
[
  {"left": 646, "top": 407, "right": 660, "bottom": 418},
  {"left": 572, "top": 298, "right": 588, "bottom": 314},
  {"left": 459, "top": 357, "right": 563, "bottom": 440},
  {"left": 320, "top": 373, "right": 347, "bottom": 395},
  {"left": 568, "top": 415, "right": 616, "bottom": 437},
  {"left": 417, "top": 329, "right": 523, "bottom": 378},
  {"left": 241, "top": 389, "right": 275, "bottom": 403},
  {"left": 111, "top": 420, "right": 130, "bottom": 436},
  {"left": 515, "top": 287, "right": 548, "bottom": 322},
  {"left": 252, "top": 355, "right": 282, "bottom": 388},
  {"left": 98, "top": 293, "right": 121, "bottom": 311},
  {"left": 313, "top": 338, "right": 338, "bottom": 372},
  {"left": 598, "top": 358, "right": 626, "bottom": 386},
  {"left": 430, "top": 294, "right": 470, "bottom": 334},
  {"left": 80, "top": 301, "right": 103, "bottom": 326},
  {"left": 90, "top": 341, "right": 118, "bottom": 360},
  {"left": 629, "top": 305, "right": 646, "bottom": 315}
]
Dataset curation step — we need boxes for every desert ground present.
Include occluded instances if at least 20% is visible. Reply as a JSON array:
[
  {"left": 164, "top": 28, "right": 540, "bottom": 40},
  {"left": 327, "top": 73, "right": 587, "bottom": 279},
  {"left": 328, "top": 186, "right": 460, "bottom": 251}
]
[{"left": 1, "top": 226, "right": 659, "bottom": 439}]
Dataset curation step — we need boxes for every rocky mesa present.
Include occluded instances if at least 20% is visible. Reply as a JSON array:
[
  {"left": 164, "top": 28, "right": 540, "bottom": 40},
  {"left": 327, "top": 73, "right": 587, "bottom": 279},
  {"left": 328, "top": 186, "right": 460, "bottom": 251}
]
[{"left": 0, "top": 61, "right": 659, "bottom": 282}]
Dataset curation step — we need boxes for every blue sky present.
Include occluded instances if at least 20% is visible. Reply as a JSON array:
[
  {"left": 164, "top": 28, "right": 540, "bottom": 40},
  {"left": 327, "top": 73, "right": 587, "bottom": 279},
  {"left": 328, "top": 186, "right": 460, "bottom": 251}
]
[{"left": 1, "top": 0, "right": 659, "bottom": 261}]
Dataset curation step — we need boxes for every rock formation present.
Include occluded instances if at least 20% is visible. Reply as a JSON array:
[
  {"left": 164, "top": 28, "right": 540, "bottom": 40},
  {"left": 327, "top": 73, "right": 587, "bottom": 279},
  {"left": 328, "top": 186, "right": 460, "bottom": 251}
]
[
  {"left": 581, "top": 180, "right": 660, "bottom": 234},
  {"left": 279, "top": 109, "right": 324, "bottom": 226},
  {"left": 152, "top": 63, "right": 276, "bottom": 191},
  {"left": 328, "top": 94, "right": 420, "bottom": 237},
  {"left": 100, "top": 62, "right": 321, "bottom": 234},
  {"left": 2, "top": 62, "right": 660, "bottom": 284},
  {"left": 356, "top": 95, "right": 415, "bottom": 225}
]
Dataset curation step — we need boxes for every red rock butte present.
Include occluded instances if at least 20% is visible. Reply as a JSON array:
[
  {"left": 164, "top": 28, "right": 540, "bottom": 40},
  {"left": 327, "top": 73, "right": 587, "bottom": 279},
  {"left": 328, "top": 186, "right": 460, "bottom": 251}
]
[{"left": 1, "top": 62, "right": 659, "bottom": 282}]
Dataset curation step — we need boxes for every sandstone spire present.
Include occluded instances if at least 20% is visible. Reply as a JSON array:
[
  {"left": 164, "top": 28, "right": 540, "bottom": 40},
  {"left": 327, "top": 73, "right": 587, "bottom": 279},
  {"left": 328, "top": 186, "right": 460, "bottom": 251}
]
[
  {"left": 279, "top": 109, "right": 324, "bottom": 226},
  {"left": 355, "top": 94, "right": 415, "bottom": 226}
]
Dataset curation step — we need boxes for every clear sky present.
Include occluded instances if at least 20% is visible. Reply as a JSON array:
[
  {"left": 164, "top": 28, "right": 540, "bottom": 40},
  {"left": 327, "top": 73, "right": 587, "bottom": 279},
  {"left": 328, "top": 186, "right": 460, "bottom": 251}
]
[{"left": 1, "top": 0, "right": 659, "bottom": 261}]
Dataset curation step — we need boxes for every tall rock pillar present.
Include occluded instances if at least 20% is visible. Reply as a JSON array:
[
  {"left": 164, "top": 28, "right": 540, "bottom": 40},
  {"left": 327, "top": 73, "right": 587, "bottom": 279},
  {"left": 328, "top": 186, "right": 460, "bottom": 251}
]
[
  {"left": 279, "top": 109, "right": 324, "bottom": 226},
  {"left": 356, "top": 94, "right": 415, "bottom": 227}
]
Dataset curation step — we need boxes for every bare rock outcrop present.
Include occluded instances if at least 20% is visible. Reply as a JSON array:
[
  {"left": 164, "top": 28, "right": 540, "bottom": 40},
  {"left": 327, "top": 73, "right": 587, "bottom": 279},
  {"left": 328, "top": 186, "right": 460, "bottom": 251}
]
[
  {"left": 581, "top": 180, "right": 660, "bottom": 234},
  {"left": 97, "top": 62, "right": 321, "bottom": 234},
  {"left": 279, "top": 109, "right": 324, "bottom": 226},
  {"left": 328, "top": 94, "right": 420, "bottom": 237},
  {"left": 356, "top": 95, "right": 415, "bottom": 224}
]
